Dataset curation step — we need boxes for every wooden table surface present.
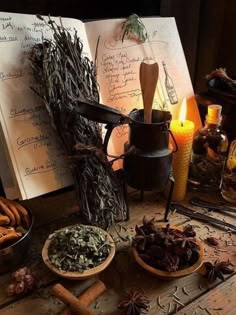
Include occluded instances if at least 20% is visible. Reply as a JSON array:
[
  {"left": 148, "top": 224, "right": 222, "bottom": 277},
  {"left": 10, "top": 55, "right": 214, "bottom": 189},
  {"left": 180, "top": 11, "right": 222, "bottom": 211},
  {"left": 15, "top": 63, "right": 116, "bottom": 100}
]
[{"left": 0, "top": 189, "right": 235, "bottom": 315}]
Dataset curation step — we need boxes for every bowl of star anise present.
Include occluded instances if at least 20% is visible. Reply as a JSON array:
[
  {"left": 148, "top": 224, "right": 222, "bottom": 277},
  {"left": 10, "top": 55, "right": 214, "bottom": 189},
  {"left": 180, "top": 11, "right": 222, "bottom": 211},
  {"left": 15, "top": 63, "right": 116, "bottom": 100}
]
[{"left": 132, "top": 217, "right": 204, "bottom": 279}]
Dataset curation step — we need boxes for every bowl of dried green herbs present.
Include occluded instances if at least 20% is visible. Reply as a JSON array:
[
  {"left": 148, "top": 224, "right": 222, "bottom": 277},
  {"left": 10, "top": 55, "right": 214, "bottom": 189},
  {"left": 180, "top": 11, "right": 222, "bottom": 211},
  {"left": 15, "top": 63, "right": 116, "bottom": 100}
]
[
  {"left": 132, "top": 217, "right": 204, "bottom": 279},
  {"left": 42, "top": 224, "right": 115, "bottom": 280}
]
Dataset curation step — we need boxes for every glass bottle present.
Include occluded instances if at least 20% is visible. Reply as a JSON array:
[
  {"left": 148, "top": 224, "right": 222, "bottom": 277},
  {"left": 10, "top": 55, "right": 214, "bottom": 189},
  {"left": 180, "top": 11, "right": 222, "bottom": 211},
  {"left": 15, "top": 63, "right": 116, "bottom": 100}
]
[
  {"left": 221, "top": 140, "right": 236, "bottom": 203},
  {"left": 188, "top": 104, "right": 228, "bottom": 192},
  {"left": 162, "top": 61, "right": 178, "bottom": 104}
]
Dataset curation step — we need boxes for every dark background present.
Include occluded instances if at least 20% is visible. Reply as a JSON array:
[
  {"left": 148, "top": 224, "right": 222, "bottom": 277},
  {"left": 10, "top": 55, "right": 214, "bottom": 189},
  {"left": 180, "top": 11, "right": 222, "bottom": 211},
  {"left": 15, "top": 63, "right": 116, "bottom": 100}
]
[
  {"left": 0, "top": 0, "right": 161, "bottom": 19},
  {"left": 0, "top": 0, "right": 236, "bottom": 93}
]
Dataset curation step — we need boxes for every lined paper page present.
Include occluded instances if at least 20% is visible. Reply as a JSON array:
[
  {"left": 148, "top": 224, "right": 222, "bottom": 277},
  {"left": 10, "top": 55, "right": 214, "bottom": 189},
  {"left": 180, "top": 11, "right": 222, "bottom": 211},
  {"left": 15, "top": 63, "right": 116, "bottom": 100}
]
[{"left": 0, "top": 12, "right": 90, "bottom": 199}]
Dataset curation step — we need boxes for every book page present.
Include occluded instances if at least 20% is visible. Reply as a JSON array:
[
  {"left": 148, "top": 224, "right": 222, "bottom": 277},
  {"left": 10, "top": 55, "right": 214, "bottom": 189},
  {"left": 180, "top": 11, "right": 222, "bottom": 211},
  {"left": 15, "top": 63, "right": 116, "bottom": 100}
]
[
  {"left": 0, "top": 12, "right": 90, "bottom": 199},
  {"left": 0, "top": 126, "right": 20, "bottom": 199},
  {"left": 85, "top": 17, "right": 202, "bottom": 164}
]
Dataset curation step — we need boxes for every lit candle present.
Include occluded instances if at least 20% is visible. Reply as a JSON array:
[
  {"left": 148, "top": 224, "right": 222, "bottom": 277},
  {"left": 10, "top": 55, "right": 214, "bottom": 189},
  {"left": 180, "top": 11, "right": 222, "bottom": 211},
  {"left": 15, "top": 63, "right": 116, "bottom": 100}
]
[{"left": 170, "top": 98, "right": 194, "bottom": 201}]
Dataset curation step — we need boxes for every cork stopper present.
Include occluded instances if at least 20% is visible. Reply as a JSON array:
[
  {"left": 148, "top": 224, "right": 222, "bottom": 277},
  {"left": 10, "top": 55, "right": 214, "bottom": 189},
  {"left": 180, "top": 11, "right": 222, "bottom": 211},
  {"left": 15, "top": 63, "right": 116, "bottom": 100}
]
[{"left": 206, "top": 104, "right": 222, "bottom": 124}]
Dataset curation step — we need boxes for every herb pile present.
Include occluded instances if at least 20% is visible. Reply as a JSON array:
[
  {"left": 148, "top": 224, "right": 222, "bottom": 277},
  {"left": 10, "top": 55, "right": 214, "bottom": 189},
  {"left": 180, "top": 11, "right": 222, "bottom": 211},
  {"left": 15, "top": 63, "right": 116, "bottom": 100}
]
[
  {"left": 48, "top": 225, "right": 112, "bottom": 272},
  {"left": 132, "top": 217, "right": 200, "bottom": 272}
]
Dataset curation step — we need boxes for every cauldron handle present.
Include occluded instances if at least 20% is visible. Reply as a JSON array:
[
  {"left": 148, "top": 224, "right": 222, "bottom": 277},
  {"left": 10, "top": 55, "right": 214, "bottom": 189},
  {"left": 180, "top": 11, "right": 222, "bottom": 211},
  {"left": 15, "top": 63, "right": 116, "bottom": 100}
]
[
  {"left": 103, "top": 123, "right": 136, "bottom": 162},
  {"left": 103, "top": 123, "right": 117, "bottom": 156},
  {"left": 169, "top": 130, "right": 178, "bottom": 153},
  {"left": 103, "top": 115, "right": 130, "bottom": 156}
]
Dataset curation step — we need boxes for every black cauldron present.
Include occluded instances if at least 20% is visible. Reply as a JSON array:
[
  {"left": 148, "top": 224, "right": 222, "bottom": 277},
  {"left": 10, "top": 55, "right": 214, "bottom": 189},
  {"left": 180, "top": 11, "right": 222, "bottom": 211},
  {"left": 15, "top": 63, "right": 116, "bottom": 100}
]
[{"left": 124, "top": 109, "right": 176, "bottom": 191}]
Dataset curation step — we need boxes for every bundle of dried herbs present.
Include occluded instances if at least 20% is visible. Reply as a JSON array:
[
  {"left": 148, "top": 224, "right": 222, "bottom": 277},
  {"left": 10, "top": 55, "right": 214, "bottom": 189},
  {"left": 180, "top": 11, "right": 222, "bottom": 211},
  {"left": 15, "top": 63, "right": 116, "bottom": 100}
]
[
  {"left": 48, "top": 225, "right": 112, "bottom": 272},
  {"left": 206, "top": 68, "right": 236, "bottom": 94},
  {"left": 29, "top": 15, "right": 128, "bottom": 229},
  {"left": 132, "top": 218, "right": 200, "bottom": 272}
]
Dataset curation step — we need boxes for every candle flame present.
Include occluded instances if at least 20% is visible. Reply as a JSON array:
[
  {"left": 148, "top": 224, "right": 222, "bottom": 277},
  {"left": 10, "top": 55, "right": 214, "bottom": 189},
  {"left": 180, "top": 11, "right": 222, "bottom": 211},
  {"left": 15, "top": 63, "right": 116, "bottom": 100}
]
[{"left": 179, "top": 98, "right": 187, "bottom": 125}]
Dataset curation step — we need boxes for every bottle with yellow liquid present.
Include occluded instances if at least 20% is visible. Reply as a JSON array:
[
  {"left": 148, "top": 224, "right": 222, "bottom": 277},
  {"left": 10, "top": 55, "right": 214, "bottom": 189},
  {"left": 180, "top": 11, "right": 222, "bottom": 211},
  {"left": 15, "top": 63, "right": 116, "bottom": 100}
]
[
  {"left": 188, "top": 104, "right": 228, "bottom": 192},
  {"left": 221, "top": 139, "right": 236, "bottom": 203}
]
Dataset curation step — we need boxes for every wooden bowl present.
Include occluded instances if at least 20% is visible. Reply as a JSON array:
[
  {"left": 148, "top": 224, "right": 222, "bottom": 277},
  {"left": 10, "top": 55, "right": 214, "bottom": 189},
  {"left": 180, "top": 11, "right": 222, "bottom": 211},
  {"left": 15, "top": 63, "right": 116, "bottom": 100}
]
[
  {"left": 132, "top": 225, "right": 204, "bottom": 279},
  {"left": 42, "top": 225, "right": 115, "bottom": 280}
]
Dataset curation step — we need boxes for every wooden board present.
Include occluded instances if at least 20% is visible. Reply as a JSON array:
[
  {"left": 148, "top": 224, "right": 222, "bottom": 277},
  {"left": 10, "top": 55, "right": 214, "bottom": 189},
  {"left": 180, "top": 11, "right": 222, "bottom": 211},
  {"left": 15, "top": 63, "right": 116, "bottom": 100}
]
[{"left": 176, "top": 274, "right": 236, "bottom": 315}]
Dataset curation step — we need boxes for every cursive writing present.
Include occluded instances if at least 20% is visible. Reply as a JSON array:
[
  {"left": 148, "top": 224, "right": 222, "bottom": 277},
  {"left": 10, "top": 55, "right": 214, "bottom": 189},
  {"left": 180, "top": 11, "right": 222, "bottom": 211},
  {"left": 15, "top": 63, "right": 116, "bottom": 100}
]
[
  {"left": 0, "top": 35, "right": 18, "bottom": 42},
  {"left": 17, "top": 134, "right": 49, "bottom": 150},
  {"left": 10, "top": 105, "right": 45, "bottom": 118},
  {"left": 0, "top": 69, "right": 23, "bottom": 81},
  {"left": 24, "top": 160, "right": 57, "bottom": 176}
]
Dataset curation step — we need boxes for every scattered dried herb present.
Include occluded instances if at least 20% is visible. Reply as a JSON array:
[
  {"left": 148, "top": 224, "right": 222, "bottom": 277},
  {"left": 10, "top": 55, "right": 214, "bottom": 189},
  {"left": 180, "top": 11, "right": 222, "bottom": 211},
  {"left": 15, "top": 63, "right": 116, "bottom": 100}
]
[
  {"left": 173, "top": 299, "right": 185, "bottom": 307},
  {"left": 48, "top": 225, "right": 112, "bottom": 272},
  {"left": 132, "top": 217, "right": 200, "bottom": 272},
  {"left": 182, "top": 286, "right": 190, "bottom": 297},
  {"left": 167, "top": 302, "right": 172, "bottom": 314},
  {"left": 118, "top": 289, "right": 150, "bottom": 315},
  {"left": 202, "top": 260, "right": 234, "bottom": 283},
  {"left": 157, "top": 296, "right": 165, "bottom": 309},
  {"left": 206, "top": 237, "right": 219, "bottom": 246}
]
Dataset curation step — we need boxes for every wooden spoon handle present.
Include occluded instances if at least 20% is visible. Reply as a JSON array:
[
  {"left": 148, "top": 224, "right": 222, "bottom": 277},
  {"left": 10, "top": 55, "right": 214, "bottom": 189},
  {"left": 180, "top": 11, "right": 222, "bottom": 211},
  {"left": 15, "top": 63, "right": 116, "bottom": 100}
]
[{"left": 139, "top": 62, "right": 159, "bottom": 123}]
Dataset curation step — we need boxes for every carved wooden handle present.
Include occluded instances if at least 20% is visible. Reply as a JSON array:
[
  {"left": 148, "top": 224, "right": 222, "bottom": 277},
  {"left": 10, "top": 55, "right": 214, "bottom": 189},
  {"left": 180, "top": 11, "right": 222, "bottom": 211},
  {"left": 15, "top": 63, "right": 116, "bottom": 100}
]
[{"left": 139, "top": 62, "right": 159, "bottom": 123}]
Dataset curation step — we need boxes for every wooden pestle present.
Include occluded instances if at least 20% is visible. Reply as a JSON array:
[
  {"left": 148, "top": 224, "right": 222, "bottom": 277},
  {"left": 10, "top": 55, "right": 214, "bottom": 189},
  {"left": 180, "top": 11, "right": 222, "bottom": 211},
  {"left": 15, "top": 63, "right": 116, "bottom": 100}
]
[
  {"left": 60, "top": 280, "right": 106, "bottom": 315},
  {"left": 52, "top": 283, "right": 95, "bottom": 315},
  {"left": 139, "top": 62, "right": 159, "bottom": 124}
]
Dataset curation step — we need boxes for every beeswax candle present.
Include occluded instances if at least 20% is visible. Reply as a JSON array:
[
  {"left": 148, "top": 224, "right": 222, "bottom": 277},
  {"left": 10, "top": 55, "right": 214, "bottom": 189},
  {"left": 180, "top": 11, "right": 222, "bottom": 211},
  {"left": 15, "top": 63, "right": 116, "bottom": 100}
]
[{"left": 170, "top": 98, "right": 194, "bottom": 201}]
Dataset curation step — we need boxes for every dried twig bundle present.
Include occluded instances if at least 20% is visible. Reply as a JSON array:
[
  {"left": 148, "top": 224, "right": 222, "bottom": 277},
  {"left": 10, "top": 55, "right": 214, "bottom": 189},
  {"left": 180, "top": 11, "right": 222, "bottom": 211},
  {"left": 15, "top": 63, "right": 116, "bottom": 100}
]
[
  {"left": 30, "top": 16, "right": 128, "bottom": 228},
  {"left": 206, "top": 67, "right": 236, "bottom": 93}
]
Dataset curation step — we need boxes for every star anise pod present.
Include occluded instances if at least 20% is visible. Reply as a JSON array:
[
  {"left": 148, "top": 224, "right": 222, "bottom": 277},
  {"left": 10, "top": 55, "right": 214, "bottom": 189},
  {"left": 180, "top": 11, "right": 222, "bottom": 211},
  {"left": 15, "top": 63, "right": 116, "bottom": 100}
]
[
  {"left": 202, "top": 260, "right": 234, "bottom": 283},
  {"left": 118, "top": 289, "right": 150, "bottom": 315},
  {"left": 161, "top": 252, "right": 180, "bottom": 272},
  {"left": 183, "top": 224, "right": 196, "bottom": 237},
  {"left": 141, "top": 216, "right": 157, "bottom": 234},
  {"left": 173, "top": 235, "right": 198, "bottom": 250}
]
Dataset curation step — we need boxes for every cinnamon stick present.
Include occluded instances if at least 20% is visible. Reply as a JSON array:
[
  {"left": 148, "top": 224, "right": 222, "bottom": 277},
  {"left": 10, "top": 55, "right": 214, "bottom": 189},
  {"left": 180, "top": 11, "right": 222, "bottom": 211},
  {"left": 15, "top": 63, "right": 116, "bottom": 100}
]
[
  {"left": 0, "top": 232, "right": 22, "bottom": 245},
  {"left": 0, "top": 214, "right": 10, "bottom": 225},
  {"left": 60, "top": 280, "right": 106, "bottom": 315},
  {"left": 52, "top": 284, "right": 95, "bottom": 315}
]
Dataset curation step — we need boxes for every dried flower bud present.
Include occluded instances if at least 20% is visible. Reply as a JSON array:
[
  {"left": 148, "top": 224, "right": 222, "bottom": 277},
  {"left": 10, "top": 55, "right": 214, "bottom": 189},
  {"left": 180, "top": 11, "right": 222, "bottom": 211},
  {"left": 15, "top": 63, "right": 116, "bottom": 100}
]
[
  {"left": 24, "top": 274, "right": 34, "bottom": 289},
  {"left": 206, "top": 237, "right": 219, "bottom": 246},
  {"left": 12, "top": 267, "right": 28, "bottom": 282},
  {"left": 25, "top": 267, "right": 32, "bottom": 276},
  {"left": 14, "top": 281, "right": 25, "bottom": 294},
  {"left": 6, "top": 283, "right": 16, "bottom": 296}
]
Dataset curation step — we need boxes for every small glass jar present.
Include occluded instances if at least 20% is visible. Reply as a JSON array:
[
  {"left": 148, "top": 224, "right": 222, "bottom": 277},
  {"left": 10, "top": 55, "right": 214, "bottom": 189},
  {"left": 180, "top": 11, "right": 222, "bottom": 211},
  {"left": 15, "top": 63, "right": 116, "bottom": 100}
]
[
  {"left": 188, "top": 105, "right": 228, "bottom": 192},
  {"left": 221, "top": 140, "right": 236, "bottom": 203}
]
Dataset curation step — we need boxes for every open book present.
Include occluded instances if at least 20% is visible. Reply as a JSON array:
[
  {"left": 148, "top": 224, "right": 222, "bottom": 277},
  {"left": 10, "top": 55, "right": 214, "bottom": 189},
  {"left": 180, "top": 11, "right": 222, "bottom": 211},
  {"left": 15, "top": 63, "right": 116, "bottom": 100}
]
[{"left": 0, "top": 12, "right": 201, "bottom": 200}]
